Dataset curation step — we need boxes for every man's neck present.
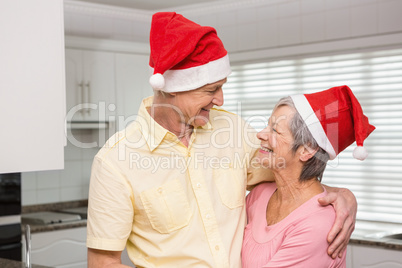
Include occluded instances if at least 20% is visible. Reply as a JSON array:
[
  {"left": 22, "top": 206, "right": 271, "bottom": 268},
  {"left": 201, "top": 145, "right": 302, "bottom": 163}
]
[{"left": 147, "top": 101, "right": 193, "bottom": 147}]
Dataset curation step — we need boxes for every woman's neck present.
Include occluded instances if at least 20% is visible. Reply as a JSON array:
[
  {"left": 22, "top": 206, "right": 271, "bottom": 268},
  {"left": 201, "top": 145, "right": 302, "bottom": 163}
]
[{"left": 266, "top": 169, "right": 323, "bottom": 225}]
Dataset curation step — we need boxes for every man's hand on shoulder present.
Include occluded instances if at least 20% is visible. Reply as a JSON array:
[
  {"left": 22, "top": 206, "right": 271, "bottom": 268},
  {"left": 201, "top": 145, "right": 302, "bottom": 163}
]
[{"left": 318, "top": 185, "right": 357, "bottom": 259}]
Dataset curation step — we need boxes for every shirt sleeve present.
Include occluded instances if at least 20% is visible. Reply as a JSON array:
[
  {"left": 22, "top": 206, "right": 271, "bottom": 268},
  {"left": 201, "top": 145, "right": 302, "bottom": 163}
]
[
  {"left": 246, "top": 125, "right": 275, "bottom": 189},
  {"left": 262, "top": 209, "right": 345, "bottom": 268},
  {"left": 86, "top": 156, "right": 134, "bottom": 251}
]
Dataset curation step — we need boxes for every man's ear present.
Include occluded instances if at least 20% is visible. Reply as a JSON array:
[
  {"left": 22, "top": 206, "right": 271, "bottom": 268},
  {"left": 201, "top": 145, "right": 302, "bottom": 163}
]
[{"left": 299, "top": 145, "right": 318, "bottom": 162}]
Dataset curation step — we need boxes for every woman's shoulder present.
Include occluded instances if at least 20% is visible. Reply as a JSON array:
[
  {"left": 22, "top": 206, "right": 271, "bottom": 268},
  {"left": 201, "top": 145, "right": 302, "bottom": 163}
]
[
  {"left": 246, "top": 182, "right": 276, "bottom": 209},
  {"left": 290, "top": 196, "right": 336, "bottom": 235},
  {"left": 248, "top": 182, "right": 276, "bottom": 199}
]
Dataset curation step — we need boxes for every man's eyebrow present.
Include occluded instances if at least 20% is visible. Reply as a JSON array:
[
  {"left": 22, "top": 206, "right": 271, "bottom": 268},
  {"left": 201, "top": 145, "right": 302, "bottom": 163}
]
[{"left": 203, "top": 85, "right": 221, "bottom": 91}]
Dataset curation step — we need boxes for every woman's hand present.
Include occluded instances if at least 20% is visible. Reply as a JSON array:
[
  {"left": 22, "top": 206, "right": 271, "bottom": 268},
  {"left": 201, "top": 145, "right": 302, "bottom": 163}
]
[{"left": 318, "top": 185, "right": 357, "bottom": 259}]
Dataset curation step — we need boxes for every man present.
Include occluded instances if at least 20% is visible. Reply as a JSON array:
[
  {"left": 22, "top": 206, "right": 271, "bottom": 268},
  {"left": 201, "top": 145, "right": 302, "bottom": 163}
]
[{"left": 87, "top": 12, "right": 356, "bottom": 268}]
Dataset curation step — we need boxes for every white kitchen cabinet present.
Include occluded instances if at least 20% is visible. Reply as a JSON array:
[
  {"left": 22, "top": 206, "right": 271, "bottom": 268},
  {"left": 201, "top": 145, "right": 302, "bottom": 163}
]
[
  {"left": 65, "top": 49, "right": 116, "bottom": 122},
  {"left": 350, "top": 244, "right": 402, "bottom": 267},
  {"left": 30, "top": 227, "right": 87, "bottom": 268},
  {"left": 0, "top": 0, "right": 65, "bottom": 173},
  {"left": 115, "top": 53, "right": 152, "bottom": 131},
  {"left": 346, "top": 245, "right": 353, "bottom": 268}
]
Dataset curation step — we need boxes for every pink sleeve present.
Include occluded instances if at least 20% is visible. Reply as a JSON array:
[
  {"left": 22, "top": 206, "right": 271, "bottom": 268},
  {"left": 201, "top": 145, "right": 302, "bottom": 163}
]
[{"left": 262, "top": 208, "right": 346, "bottom": 268}]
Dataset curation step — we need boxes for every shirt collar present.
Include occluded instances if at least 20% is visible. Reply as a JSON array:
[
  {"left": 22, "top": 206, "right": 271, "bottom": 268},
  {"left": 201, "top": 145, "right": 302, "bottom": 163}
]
[{"left": 137, "top": 96, "right": 168, "bottom": 152}]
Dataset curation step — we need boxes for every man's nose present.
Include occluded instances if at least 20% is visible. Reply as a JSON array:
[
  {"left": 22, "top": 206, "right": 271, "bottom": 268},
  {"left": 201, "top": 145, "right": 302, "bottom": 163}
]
[{"left": 213, "top": 88, "right": 224, "bottom": 106}]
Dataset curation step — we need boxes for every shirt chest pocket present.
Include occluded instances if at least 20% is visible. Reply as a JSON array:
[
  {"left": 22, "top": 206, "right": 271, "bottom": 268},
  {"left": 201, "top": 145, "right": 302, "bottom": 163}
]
[
  {"left": 213, "top": 168, "right": 246, "bottom": 209},
  {"left": 140, "top": 179, "right": 192, "bottom": 234}
]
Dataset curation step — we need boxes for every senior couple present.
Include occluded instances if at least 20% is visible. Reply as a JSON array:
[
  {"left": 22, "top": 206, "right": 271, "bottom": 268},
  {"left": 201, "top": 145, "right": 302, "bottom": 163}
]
[{"left": 86, "top": 12, "right": 375, "bottom": 268}]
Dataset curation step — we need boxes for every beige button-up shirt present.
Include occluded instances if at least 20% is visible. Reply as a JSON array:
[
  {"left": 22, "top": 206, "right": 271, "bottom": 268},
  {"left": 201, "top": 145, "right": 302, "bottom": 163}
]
[{"left": 87, "top": 96, "right": 260, "bottom": 268}]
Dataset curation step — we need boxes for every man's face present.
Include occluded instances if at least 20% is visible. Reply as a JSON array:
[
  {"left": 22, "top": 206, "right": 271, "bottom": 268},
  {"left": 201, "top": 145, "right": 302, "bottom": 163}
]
[{"left": 173, "top": 78, "right": 226, "bottom": 128}]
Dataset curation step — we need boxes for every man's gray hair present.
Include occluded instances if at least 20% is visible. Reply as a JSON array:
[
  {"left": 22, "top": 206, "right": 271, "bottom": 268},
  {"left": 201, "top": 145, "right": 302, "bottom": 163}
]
[
  {"left": 273, "top": 97, "right": 330, "bottom": 182},
  {"left": 154, "top": 89, "right": 168, "bottom": 98}
]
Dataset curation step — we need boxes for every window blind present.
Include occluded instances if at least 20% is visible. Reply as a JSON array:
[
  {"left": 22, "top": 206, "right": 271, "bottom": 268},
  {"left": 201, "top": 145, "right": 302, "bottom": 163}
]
[{"left": 223, "top": 48, "right": 402, "bottom": 223}]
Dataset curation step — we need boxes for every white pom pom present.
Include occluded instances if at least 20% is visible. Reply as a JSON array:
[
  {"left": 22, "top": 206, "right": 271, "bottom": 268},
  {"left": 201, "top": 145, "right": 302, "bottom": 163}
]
[
  {"left": 149, "top": 73, "right": 165, "bottom": 90},
  {"left": 353, "top": 146, "right": 368, "bottom": 161}
]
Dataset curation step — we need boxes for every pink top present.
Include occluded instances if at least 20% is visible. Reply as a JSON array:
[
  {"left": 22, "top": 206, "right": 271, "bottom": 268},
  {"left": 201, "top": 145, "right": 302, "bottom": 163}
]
[{"left": 242, "top": 182, "right": 346, "bottom": 268}]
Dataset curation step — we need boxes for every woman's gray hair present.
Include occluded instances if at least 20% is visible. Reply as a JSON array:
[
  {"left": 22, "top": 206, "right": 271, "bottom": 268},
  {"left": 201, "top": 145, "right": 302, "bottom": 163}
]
[{"left": 273, "top": 96, "right": 330, "bottom": 182}]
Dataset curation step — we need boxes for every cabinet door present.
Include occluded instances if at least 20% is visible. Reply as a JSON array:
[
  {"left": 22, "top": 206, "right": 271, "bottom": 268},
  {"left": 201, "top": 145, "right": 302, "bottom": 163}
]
[
  {"left": 83, "top": 51, "right": 116, "bottom": 122},
  {"left": 0, "top": 0, "right": 65, "bottom": 173},
  {"left": 115, "top": 53, "right": 152, "bottom": 131},
  {"left": 351, "top": 245, "right": 402, "bottom": 267},
  {"left": 30, "top": 227, "right": 87, "bottom": 268},
  {"left": 65, "top": 49, "right": 85, "bottom": 121},
  {"left": 346, "top": 245, "right": 352, "bottom": 268}
]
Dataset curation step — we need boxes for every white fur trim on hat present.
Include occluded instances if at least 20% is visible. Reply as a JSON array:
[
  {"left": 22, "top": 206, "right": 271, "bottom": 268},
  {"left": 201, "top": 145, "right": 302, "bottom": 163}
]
[
  {"left": 149, "top": 54, "right": 231, "bottom": 92},
  {"left": 291, "top": 94, "right": 337, "bottom": 160}
]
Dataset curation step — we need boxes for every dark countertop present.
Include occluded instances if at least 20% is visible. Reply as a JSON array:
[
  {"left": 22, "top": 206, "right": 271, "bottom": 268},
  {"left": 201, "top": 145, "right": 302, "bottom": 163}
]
[
  {"left": 22, "top": 220, "right": 87, "bottom": 233},
  {"left": 21, "top": 200, "right": 87, "bottom": 214},
  {"left": 0, "top": 258, "right": 52, "bottom": 268}
]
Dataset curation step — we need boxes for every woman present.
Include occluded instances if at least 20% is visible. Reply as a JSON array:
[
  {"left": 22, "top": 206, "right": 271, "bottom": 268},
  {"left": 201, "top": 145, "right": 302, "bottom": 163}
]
[{"left": 242, "top": 85, "right": 375, "bottom": 267}]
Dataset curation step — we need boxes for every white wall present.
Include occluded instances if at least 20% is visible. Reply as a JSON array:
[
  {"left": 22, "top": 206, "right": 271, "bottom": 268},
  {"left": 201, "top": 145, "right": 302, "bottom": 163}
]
[{"left": 22, "top": 0, "right": 402, "bottom": 205}]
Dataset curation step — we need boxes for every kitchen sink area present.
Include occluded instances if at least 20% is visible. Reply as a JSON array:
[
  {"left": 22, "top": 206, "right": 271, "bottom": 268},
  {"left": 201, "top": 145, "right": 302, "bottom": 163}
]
[
  {"left": 22, "top": 211, "right": 82, "bottom": 225},
  {"left": 350, "top": 220, "right": 402, "bottom": 249},
  {"left": 384, "top": 233, "right": 402, "bottom": 240},
  {"left": 21, "top": 201, "right": 88, "bottom": 233},
  {"left": 364, "top": 230, "right": 402, "bottom": 241}
]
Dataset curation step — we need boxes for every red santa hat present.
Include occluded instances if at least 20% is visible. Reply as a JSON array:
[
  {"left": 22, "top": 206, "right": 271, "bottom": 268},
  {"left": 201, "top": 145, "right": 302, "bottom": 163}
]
[
  {"left": 148, "top": 12, "right": 231, "bottom": 92},
  {"left": 290, "top": 85, "right": 375, "bottom": 160}
]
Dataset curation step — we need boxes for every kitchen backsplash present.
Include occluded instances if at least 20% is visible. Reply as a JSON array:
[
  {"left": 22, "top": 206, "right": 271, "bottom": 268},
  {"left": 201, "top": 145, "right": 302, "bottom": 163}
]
[{"left": 22, "top": 130, "right": 99, "bottom": 205}]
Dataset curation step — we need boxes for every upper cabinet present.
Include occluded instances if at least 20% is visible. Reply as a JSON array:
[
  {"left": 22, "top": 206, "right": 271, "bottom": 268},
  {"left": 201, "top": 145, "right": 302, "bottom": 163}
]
[
  {"left": 115, "top": 52, "right": 153, "bottom": 131},
  {"left": 65, "top": 49, "right": 116, "bottom": 122},
  {"left": 64, "top": 37, "right": 152, "bottom": 132},
  {"left": 0, "top": 0, "right": 65, "bottom": 173}
]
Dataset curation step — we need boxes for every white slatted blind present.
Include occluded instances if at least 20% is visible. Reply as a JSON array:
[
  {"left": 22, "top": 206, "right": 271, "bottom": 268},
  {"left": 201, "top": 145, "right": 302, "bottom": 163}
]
[{"left": 223, "top": 47, "right": 402, "bottom": 223}]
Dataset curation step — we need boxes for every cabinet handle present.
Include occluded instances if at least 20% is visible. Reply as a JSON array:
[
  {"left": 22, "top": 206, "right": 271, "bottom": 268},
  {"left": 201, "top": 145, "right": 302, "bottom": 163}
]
[
  {"left": 85, "top": 82, "right": 91, "bottom": 114},
  {"left": 25, "top": 225, "right": 31, "bottom": 268},
  {"left": 78, "top": 81, "right": 84, "bottom": 115}
]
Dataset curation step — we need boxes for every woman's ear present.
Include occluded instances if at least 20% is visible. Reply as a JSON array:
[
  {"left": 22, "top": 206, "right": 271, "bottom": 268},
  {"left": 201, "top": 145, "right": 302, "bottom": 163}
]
[{"left": 299, "top": 145, "right": 318, "bottom": 162}]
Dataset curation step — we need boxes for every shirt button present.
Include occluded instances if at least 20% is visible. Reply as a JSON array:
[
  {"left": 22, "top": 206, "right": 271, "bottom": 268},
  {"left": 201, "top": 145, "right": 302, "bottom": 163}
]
[
  {"left": 206, "top": 214, "right": 211, "bottom": 219},
  {"left": 157, "top": 188, "right": 162, "bottom": 194},
  {"left": 215, "top": 245, "right": 220, "bottom": 251},
  {"left": 197, "top": 183, "right": 201, "bottom": 188},
  {"left": 187, "top": 152, "right": 191, "bottom": 157}
]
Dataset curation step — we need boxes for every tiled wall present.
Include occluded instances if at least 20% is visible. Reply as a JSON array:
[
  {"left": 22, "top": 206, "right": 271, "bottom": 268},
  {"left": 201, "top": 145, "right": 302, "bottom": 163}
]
[
  {"left": 22, "top": 130, "right": 99, "bottom": 205},
  {"left": 24, "top": 0, "right": 402, "bottom": 205}
]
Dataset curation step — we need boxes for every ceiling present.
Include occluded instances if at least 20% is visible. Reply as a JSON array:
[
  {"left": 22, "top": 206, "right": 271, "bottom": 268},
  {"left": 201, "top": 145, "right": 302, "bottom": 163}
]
[{"left": 77, "top": 0, "right": 228, "bottom": 10}]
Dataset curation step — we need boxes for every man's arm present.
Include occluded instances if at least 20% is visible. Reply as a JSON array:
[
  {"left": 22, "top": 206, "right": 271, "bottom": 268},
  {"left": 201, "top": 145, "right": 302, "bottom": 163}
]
[
  {"left": 246, "top": 151, "right": 275, "bottom": 190},
  {"left": 88, "top": 248, "right": 131, "bottom": 268},
  {"left": 319, "top": 185, "right": 357, "bottom": 259}
]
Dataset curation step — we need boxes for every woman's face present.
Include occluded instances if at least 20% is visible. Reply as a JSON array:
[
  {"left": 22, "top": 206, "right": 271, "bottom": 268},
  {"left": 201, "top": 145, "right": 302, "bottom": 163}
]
[{"left": 256, "top": 105, "right": 297, "bottom": 170}]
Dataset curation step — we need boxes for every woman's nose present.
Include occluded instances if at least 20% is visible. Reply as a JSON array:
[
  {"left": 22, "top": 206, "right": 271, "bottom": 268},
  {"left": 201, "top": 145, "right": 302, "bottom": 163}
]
[{"left": 257, "top": 127, "right": 270, "bottom": 140}]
